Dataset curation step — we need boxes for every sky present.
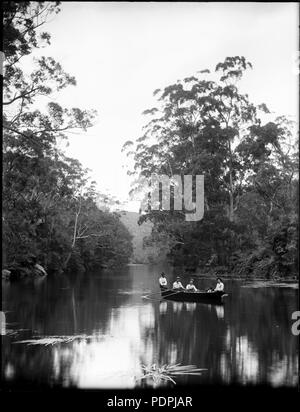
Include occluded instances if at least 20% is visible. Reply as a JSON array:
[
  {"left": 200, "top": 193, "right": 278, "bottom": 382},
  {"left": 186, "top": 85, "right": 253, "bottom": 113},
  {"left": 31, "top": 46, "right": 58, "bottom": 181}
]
[{"left": 38, "top": 2, "right": 298, "bottom": 210}]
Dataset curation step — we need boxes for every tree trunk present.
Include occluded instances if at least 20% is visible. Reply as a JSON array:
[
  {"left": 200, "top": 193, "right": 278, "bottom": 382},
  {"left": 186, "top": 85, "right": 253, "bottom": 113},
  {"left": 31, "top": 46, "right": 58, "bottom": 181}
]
[
  {"left": 63, "top": 200, "right": 80, "bottom": 270},
  {"left": 228, "top": 139, "right": 234, "bottom": 222},
  {"left": 229, "top": 178, "right": 234, "bottom": 222}
]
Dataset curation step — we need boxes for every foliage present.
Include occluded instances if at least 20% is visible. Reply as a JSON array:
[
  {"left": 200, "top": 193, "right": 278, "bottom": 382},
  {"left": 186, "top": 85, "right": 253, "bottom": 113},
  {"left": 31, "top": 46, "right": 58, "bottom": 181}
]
[
  {"left": 119, "top": 211, "right": 166, "bottom": 264},
  {"left": 2, "top": 2, "right": 133, "bottom": 275},
  {"left": 14, "top": 335, "right": 94, "bottom": 345},
  {"left": 136, "top": 363, "right": 206, "bottom": 386},
  {"left": 124, "top": 57, "right": 298, "bottom": 278}
]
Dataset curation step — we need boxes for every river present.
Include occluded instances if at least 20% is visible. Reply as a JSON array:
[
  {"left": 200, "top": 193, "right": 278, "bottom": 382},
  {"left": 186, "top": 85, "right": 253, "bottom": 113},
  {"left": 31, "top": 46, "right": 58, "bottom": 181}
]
[{"left": 2, "top": 264, "right": 298, "bottom": 388}]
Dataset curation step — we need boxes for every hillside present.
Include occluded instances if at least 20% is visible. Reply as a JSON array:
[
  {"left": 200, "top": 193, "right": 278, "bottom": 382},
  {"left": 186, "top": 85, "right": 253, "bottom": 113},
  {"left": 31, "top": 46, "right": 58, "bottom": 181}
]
[{"left": 119, "top": 211, "right": 168, "bottom": 264}]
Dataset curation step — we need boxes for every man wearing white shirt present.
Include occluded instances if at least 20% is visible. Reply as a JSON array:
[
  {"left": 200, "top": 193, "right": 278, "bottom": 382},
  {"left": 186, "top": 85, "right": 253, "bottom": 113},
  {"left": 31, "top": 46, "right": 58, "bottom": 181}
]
[
  {"left": 159, "top": 272, "right": 168, "bottom": 289},
  {"left": 173, "top": 276, "right": 184, "bottom": 290},
  {"left": 214, "top": 278, "right": 224, "bottom": 292},
  {"left": 186, "top": 279, "right": 198, "bottom": 292}
]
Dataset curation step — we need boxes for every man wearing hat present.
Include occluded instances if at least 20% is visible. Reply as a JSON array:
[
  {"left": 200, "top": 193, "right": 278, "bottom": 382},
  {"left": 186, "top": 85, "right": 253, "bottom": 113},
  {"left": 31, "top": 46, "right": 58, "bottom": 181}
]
[
  {"left": 186, "top": 278, "right": 198, "bottom": 292},
  {"left": 159, "top": 272, "right": 168, "bottom": 289},
  {"left": 172, "top": 276, "right": 185, "bottom": 290}
]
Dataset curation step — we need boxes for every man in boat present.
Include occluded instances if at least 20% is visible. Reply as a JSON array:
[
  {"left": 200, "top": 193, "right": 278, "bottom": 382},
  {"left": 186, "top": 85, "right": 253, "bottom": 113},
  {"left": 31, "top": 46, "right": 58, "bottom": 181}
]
[
  {"left": 172, "top": 276, "right": 185, "bottom": 290},
  {"left": 214, "top": 277, "right": 225, "bottom": 292},
  {"left": 159, "top": 272, "right": 168, "bottom": 290},
  {"left": 186, "top": 279, "right": 198, "bottom": 292}
]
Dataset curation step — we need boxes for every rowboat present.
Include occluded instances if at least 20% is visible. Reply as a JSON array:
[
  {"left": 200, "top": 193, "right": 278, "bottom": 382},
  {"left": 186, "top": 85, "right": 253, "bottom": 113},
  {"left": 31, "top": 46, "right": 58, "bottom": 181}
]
[{"left": 160, "top": 287, "right": 228, "bottom": 304}]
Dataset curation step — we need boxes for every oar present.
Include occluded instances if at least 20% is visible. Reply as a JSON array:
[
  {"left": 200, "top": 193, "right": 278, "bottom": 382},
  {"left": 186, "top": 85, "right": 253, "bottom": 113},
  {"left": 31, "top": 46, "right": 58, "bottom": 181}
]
[
  {"left": 160, "top": 289, "right": 184, "bottom": 298},
  {"left": 142, "top": 290, "right": 166, "bottom": 299},
  {"left": 142, "top": 289, "right": 182, "bottom": 300}
]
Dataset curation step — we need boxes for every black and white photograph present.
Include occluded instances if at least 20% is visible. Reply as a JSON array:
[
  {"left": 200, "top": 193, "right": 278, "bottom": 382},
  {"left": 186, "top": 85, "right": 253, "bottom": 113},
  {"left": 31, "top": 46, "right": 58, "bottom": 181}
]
[{"left": 1, "top": 1, "right": 299, "bottom": 402}]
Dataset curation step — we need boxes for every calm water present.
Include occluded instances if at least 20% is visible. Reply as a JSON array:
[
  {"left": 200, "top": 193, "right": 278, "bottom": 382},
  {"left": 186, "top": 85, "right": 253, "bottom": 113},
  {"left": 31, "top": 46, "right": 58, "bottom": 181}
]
[{"left": 2, "top": 265, "right": 298, "bottom": 388}]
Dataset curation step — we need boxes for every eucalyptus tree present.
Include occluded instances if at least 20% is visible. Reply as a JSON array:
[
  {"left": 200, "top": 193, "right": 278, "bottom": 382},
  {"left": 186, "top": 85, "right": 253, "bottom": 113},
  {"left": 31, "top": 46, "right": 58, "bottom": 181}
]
[
  {"left": 124, "top": 57, "right": 298, "bottom": 274},
  {"left": 2, "top": 2, "right": 132, "bottom": 274}
]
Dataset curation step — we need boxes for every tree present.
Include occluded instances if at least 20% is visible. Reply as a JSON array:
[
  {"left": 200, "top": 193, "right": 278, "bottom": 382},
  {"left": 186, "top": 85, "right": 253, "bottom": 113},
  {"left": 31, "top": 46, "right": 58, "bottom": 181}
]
[
  {"left": 2, "top": 2, "right": 133, "bottom": 275},
  {"left": 124, "top": 57, "right": 298, "bottom": 276}
]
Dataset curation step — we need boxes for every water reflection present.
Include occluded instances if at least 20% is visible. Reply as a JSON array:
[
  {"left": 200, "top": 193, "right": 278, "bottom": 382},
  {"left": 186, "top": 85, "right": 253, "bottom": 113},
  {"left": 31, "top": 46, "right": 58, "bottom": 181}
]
[
  {"left": 54, "top": 307, "right": 146, "bottom": 388},
  {"left": 159, "top": 301, "right": 167, "bottom": 315},
  {"left": 215, "top": 305, "right": 224, "bottom": 319},
  {"left": 185, "top": 302, "right": 197, "bottom": 313},
  {"left": 2, "top": 266, "right": 298, "bottom": 388},
  {"left": 173, "top": 301, "right": 184, "bottom": 314}
]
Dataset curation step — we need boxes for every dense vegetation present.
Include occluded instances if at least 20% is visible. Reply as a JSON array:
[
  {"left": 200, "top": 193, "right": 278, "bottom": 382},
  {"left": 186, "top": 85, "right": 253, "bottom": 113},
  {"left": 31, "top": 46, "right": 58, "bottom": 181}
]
[
  {"left": 124, "top": 57, "right": 298, "bottom": 278},
  {"left": 2, "top": 2, "right": 133, "bottom": 277},
  {"left": 120, "top": 211, "right": 169, "bottom": 264}
]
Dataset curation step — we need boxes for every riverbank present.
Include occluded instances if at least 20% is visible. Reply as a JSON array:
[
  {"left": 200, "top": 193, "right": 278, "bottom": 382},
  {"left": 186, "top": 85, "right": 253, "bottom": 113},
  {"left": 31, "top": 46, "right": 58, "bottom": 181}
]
[
  {"left": 189, "top": 264, "right": 298, "bottom": 282},
  {"left": 2, "top": 264, "right": 48, "bottom": 280},
  {"left": 193, "top": 272, "right": 298, "bottom": 282},
  {"left": 192, "top": 276, "right": 298, "bottom": 289}
]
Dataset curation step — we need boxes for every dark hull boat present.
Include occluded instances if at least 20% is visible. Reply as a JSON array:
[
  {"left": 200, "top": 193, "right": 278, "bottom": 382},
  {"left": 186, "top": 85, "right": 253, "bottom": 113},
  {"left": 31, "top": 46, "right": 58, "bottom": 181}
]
[{"left": 160, "top": 287, "right": 228, "bottom": 304}]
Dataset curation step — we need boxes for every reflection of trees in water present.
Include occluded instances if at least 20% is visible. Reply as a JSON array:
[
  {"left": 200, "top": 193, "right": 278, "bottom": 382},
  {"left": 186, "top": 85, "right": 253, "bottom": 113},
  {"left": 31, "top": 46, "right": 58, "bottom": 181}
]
[
  {"left": 2, "top": 269, "right": 133, "bottom": 387},
  {"left": 219, "top": 287, "right": 298, "bottom": 385},
  {"left": 2, "top": 341, "right": 56, "bottom": 386},
  {"left": 2, "top": 275, "right": 298, "bottom": 387},
  {"left": 138, "top": 284, "right": 298, "bottom": 386},
  {"left": 53, "top": 305, "right": 149, "bottom": 388},
  {"left": 137, "top": 299, "right": 228, "bottom": 386}
]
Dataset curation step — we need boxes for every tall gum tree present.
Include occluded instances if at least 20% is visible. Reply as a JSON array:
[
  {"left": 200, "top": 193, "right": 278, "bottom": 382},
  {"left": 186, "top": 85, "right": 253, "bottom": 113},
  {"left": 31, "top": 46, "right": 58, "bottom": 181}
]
[
  {"left": 2, "top": 2, "right": 133, "bottom": 273},
  {"left": 123, "top": 56, "right": 298, "bottom": 272}
]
